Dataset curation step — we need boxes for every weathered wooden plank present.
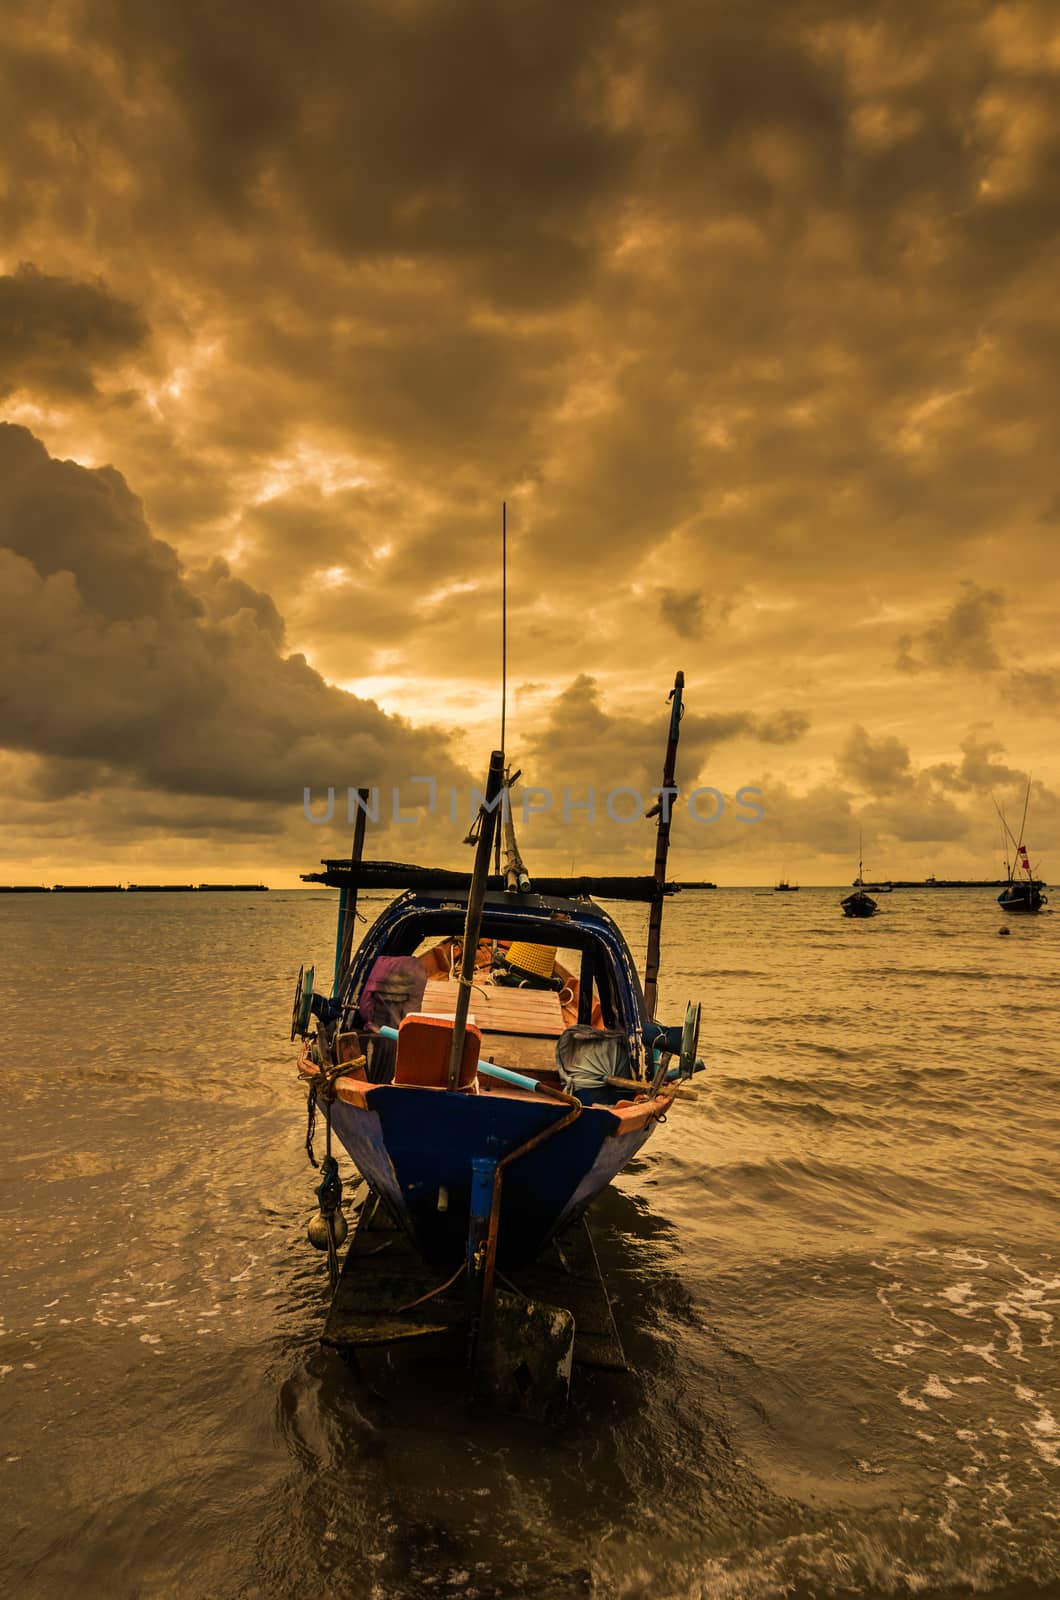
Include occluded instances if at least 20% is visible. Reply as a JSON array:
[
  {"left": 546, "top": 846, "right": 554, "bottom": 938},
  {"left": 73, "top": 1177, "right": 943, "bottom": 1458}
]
[
  {"left": 302, "top": 861, "right": 676, "bottom": 901},
  {"left": 516, "top": 1224, "right": 627, "bottom": 1371},
  {"left": 321, "top": 1197, "right": 626, "bottom": 1370},
  {"left": 322, "top": 1199, "right": 461, "bottom": 1348},
  {"left": 421, "top": 979, "right": 566, "bottom": 1036}
]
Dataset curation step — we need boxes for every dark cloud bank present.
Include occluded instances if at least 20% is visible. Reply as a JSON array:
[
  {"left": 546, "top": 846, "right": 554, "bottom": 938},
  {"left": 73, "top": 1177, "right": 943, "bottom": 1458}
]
[
  {"left": 0, "top": 423, "right": 464, "bottom": 809},
  {"left": 1, "top": 0, "right": 1058, "bottom": 877}
]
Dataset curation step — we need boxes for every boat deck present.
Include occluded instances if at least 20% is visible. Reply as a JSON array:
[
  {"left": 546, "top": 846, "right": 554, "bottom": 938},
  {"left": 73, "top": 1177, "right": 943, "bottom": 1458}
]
[{"left": 323, "top": 1192, "right": 627, "bottom": 1370}]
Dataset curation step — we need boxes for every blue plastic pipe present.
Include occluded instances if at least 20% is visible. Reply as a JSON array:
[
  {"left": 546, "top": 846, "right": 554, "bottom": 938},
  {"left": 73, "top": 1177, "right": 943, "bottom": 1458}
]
[{"left": 477, "top": 1060, "right": 541, "bottom": 1093}]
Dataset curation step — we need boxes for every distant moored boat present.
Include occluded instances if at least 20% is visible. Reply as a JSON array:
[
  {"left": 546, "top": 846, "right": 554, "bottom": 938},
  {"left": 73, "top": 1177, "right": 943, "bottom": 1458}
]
[
  {"left": 994, "top": 785, "right": 1047, "bottom": 914},
  {"left": 841, "top": 836, "right": 878, "bottom": 918}
]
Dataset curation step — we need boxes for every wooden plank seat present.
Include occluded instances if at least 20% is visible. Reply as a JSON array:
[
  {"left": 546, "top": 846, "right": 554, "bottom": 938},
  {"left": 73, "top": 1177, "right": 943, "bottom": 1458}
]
[
  {"left": 420, "top": 978, "right": 566, "bottom": 1037},
  {"left": 476, "top": 1031, "right": 564, "bottom": 1079}
]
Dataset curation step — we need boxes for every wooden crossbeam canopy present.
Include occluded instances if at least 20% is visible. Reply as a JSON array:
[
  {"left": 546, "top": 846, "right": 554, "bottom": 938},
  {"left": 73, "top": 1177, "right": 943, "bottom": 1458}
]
[{"left": 302, "top": 859, "right": 677, "bottom": 903}]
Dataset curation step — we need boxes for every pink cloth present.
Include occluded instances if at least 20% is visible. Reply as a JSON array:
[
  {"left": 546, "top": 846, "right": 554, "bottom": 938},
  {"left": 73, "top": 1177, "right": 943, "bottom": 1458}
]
[{"left": 358, "top": 956, "right": 428, "bottom": 1032}]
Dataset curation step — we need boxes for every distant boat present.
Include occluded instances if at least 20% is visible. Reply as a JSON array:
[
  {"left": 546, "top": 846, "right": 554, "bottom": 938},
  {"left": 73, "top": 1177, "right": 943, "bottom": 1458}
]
[
  {"left": 127, "top": 884, "right": 197, "bottom": 892},
  {"left": 774, "top": 877, "right": 799, "bottom": 892},
  {"left": 994, "top": 785, "right": 1047, "bottom": 913},
  {"left": 841, "top": 837, "right": 878, "bottom": 918},
  {"left": 52, "top": 884, "right": 123, "bottom": 892},
  {"left": 196, "top": 883, "right": 269, "bottom": 891},
  {"left": 997, "top": 881, "right": 1046, "bottom": 911},
  {"left": 853, "top": 870, "right": 892, "bottom": 893}
]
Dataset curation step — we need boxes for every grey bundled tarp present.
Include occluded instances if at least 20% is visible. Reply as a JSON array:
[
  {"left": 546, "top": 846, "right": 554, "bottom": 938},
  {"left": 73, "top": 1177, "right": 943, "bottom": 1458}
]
[{"left": 554, "top": 1026, "right": 630, "bottom": 1091}]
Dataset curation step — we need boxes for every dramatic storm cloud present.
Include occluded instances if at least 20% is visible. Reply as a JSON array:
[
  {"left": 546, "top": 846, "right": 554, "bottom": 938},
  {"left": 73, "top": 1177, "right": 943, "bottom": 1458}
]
[
  {"left": 0, "top": 425, "right": 471, "bottom": 875},
  {"left": 0, "top": 264, "right": 148, "bottom": 399},
  {"left": 1, "top": 0, "right": 1057, "bottom": 880}
]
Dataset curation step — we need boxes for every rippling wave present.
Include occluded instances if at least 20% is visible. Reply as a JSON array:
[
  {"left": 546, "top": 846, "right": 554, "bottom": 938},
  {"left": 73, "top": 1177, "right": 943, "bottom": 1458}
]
[{"left": 1, "top": 886, "right": 1056, "bottom": 1598}]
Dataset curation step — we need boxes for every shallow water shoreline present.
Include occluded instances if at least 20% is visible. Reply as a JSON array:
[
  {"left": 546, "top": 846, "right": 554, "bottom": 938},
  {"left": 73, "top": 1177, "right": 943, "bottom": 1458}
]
[{"left": 1, "top": 889, "right": 1056, "bottom": 1598}]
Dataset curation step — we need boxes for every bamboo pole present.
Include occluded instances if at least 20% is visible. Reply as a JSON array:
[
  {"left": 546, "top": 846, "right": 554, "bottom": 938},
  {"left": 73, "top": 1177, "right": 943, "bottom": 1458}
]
[
  {"left": 494, "top": 502, "right": 507, "bottom": 877},
  {"left": 333, "top": 788, "right": 370, "bottom": 997}
]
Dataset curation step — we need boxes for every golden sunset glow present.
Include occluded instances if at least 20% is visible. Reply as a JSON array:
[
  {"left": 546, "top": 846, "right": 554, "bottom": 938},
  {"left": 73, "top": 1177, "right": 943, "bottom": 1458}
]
[{"left": 1, "top": 0, "right": 1058, "bottom": 884}]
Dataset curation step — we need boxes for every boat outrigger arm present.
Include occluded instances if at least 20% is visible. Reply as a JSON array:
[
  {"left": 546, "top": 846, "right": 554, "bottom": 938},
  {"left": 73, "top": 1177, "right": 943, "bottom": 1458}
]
[{"left": 303, "top": 861, "right": 678, "bottom": 899}]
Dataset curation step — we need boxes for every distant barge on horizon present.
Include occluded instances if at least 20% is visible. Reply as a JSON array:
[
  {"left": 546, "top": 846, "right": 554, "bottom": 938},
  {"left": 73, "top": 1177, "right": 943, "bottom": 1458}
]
[
  {"left": 856, "top": 878, "right": 1025, "bottom": 890},
  {"left": 0, "top": 883, "right": 270, "bottom": 893}
]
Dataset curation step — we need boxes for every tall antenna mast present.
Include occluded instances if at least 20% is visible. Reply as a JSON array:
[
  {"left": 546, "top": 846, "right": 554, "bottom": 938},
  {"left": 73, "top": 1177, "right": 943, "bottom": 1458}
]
[
  {"left": 1017, "top": 777, "right": 1031, "bottom": 850},
  {"left": 501, "top": 500, "right": 507, "bottom": 757},
  {"left": 993, "top": 795, "right": 1020, "bottom": 870},
  {"left": 495, "top": 502, "right": 508, "bottom": 877}
]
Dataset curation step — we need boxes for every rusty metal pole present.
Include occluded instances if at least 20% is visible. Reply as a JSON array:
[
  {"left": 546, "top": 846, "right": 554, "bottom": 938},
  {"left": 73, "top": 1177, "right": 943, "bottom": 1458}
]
[
  {"left": 447, "top": 751, "right": 505, "bottom": 1089},
  {"left": 642, "top": 671, "right": 684, "bottom": 1020}
]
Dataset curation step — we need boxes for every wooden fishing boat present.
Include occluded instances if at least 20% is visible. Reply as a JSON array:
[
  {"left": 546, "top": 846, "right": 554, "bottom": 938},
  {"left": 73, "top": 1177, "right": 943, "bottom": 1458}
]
[
  {"left": 774, "top": 877, "right": 799, "bottom": 892},
  {"left": 842, "top": 837, "right": 879, "bottom": 918},
  {"left": 998, "top": 879, "right": 1047, "bottom": 911},
  {"left": 294, "top": 881, "right": 690, "bottom": 1269},
  {"left": 995, "top": 785, "right": 1047, "bottom": 913},
  {"left": 290, "top": 672, "right": 701, "bottom": 1416}
]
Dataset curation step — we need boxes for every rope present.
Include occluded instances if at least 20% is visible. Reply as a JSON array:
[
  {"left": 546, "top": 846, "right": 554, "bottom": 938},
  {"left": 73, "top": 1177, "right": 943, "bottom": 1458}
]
[
  {"left": 304, "top": 1047, "right": 366, "bottom": 1295},
  {"left": 326, "top": 1222, "right": 338, "bottom": 1289},
  {"left": 305, "top": 1052, "right": 366, "bottom": 1168},
  {"left": 392, "top": 1259, "right": 466, "bottom": 1314}
]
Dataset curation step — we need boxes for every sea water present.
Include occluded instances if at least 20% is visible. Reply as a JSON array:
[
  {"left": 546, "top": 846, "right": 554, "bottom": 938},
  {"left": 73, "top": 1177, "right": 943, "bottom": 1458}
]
[{"left": 1, "top": 888, "right": 1057, "bottom": 1599}]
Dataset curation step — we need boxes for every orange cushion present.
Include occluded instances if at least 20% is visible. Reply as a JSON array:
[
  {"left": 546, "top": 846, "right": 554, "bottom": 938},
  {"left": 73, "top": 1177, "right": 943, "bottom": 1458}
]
[{"left": 394, "top": 1014, "right": 481, "bottom": 1088}]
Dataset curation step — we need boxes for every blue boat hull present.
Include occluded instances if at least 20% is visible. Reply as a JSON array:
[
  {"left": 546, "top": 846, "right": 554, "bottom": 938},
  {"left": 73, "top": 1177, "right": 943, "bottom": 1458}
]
[{"left": 328, "top": 1087, "right": 657, "bottom": 1269}]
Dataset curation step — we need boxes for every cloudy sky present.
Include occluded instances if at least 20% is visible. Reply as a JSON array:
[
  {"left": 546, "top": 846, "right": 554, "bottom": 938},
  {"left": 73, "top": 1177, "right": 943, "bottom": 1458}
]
[{"left": 2, "top": 0, "right": 1058, "bottom": 886}]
